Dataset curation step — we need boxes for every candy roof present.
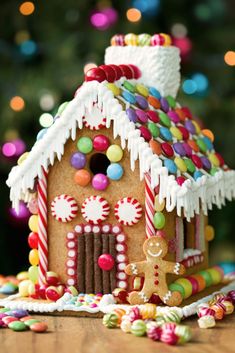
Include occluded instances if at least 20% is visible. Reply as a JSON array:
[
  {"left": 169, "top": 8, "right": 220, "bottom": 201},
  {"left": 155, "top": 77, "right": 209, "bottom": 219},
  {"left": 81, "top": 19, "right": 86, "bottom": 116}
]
[{"left": 7, "top": 64, "right": 235, "bottom": 219}]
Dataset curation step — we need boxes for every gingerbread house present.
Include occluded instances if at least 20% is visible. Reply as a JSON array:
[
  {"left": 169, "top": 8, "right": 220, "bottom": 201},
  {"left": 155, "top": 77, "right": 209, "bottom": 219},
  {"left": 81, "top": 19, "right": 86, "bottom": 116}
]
[{"left": 6, "top": 33, "right": 235, "bottom": 306}]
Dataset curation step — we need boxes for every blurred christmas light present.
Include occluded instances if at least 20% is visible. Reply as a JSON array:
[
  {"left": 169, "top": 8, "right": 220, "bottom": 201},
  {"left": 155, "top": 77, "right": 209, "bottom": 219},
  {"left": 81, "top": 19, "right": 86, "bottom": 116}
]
[
  {"left": 132, "top": 0, "right": 160, "bottom": 17},
  {"left": 9, "top": 202, "right": 30, "bottom": 220},
  {"left": 39, "top": 93, "right": 55, "bottom": 111},
  {"left": 90, "top": 7, "right": 118, "bottom": 30},
  {"left": 65, "top": 9, "right": 79, "bottom": 24},
  {"left": 171, "top": 23, "right": 187, "bottom": 38},
  {"left": 182, "top": 79, "right": 197, "bottom": 95},
  {"left": 84, "top": 62, "right": 97, "bottom": 74},
  {"left": 15, "top": 30, "right": 30, "bottom": 45},
  {"left": 126, "top": 8, "right": 142, "bottom": 22},
  {"left": 191, "top": 73, "right": 209, "bottom": 93},
  {"left": 12, "top": 139, "right": 26, "bottom": 156},
  {"left": 10, "top": 96, "right": 25, "bottom": 112},
  {"left": 194, "top": 4, "right": 211, "bottom": 21},
  {"left": 19, "top": 1, "right": 35, "bottom": 16},
  {"left": 173, "top": 37, "right": 192, "bottom": 60},
  {"left": 224, "top": 51, "right": 235, "bottom": 66},
  {"left": 20, "top": 40, "right": 37, "bottom": 56},
  {"left": 2, "top": 142, "right": 16, "bottom": 157},
  {"left": 4, "top": 129, "right": 19, "bottom": 141},
  {"left": 39, "top": 113, "right": 54, "bottom": 128}
]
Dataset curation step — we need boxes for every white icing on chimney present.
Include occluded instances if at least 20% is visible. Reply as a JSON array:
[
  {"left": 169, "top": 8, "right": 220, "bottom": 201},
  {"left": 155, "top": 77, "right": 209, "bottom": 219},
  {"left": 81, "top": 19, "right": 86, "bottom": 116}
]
[{"left": 105, "top": 46, "right": 181, "bottom": 98}]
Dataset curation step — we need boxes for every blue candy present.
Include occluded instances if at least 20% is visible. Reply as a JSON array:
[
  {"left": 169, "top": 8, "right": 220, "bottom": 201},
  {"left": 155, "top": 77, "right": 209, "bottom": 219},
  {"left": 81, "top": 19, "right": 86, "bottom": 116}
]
[
  {"left": 107, "top": 163, "right": 124, "bottom": 180},
  {"left": 160, "top": 127, "right": 172, "bottom": 141},
  {"left": 203, "top": 136, "right": 213, "bottom": 151},
  {"left": 149, "top": 87, "right": 161, "bottom": 99},
  {"left": 122, "top": 90, "right": 136, "bottom": 104},
  {"left": 194, "top": 170, "right": 203, "bottom": 180},
  {"left": 36, "top": 128, "right": 48, "bottom": 141},
  {"left": 164, "top": 159, "right": 177, "bottom": 174}
]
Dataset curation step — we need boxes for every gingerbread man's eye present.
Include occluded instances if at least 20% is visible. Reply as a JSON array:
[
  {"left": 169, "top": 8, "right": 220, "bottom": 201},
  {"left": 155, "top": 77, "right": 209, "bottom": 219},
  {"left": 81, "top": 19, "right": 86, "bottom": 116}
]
[
  {"left": 156, "top": 243, "right": 160, "bottom": 247},
  {"left": 149, "top": 242, "right": 154, "bottom": 247}
]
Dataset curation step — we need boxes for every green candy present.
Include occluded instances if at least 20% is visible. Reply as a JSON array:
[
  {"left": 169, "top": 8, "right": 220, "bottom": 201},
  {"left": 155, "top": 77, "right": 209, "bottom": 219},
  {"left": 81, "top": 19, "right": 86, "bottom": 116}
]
[
  {"left": 166, "top": 95, "right": 176, "bottom": 108},
  {"left": 147, "top": 122, "right": 159, "bottom": 138},
  {"left": 162, "top": 311, "right": 181, "bottom": 323},
  {"left": 198, "top": 270, "right": 213, "bottom": 287},
  {"left": 175, "top": 325, "right": 192, "bottom": 343},
  {"left": 8, "top": 321, "right": 28, "bottom": 332},
  {"left": 197, "top": 138, "right": 207, "bottom": 153},
  {"left": 123, "top": 81, "right": 135, "bottom": 93},
  {"left": 0, "top": 308, "right": 10, "bottom": 313},
  {"left": 153, "top": 212, "right": 165, "bottom": 229},
  {"left": 24, "top": 319, "right": 40, "bottom": 327},
  {"left": 102, "top": 313, "right": 118, "bottom": 328},
  {"left": 77, "top": 137, "right": 93, "bottom": 154},
  {"left": 169, "top": 283, "right": 185, "bottom": 298},
  {"left": 57, "top": 101, "right": 69, "bottom": 115},
  {"left": 159, "top": 112, "right": 171, "bottom": 127},
  {"left": 184, "top": 158, "right": 196, "bottom": 173},
  {"left": 155, "top": 316, "right": 167, "bottom": 326},
  {"left": 210, "top": 167, "right": 218, "bottom": 176},
  {"left": 131, "top": 319, "right": 146, "bottom": 337}
]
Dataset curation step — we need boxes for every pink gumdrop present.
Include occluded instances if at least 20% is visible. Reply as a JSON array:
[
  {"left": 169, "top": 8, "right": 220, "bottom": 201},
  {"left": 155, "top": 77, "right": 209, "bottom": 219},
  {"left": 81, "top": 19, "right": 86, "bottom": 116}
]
[
  {"left": 93, "top": 135, "right": 110, "bottom": 151},
  {"left": 92, "top": 173, "right": 109, "bottom": 190},
  {"left": 98, "top": 254, "right": 115, "bottom": 271}
]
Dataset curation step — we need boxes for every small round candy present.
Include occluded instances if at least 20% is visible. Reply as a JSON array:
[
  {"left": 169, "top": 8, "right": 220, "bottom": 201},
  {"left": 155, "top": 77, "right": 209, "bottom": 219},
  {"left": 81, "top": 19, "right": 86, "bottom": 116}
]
[
  {"left": 18, "top": 280, "right": 32, "bottom": 297},
  {"left": 103, "top": 313, "right": 118, "bottom": 328},
  {"left": 182, "top": 142, "right": 192, "bottom": 157},
  {"left": 153, "top": 212, "right": 165, "bottom": 229},
  {"left": 166, "top": 95, "right": 176, "bottom": 109},
  {"left": 28, "top": 199, "right": 38, "bottom": 215},
  {"left": 176, "top": 176, "right": 186, "bottom": 186},
  {"left": 198, "top": 270, "right": 213, "bottom": 287},
  {"left": 136, "top": 95, "right": 148, "bottom": 110},
  {"left": 30, "top": 322, "right": 48, "bottom": 333},
  {"left": 159, "top": 112, "right": 171, "bottom": 127},
  {"left": 154, "top": 195, "right": 165, "bottom": 212},
  {"left": 185, "top": 120, "right": 196, "bottom": 134},
  {"left": 174, "top": 278, "right": 192, "bottom": 298},
  {"left": 160, "top": 97, "right": 169, "bottom": 112},
  {"left": 168, "top": 111, "right": 180, "bottom": 124},
  {"left": 186, "top": 276, "right": 199, "bottom": 295},
  {"left": 77, "top": 137, "right": 93, "bottom": 154},
  {"left": 92, "top": 173, "right": 109, "bottom": 190},
  {"left": 136, "top": 84, "right": 149, "bottom": 97},
  {"left": 164, "top": 158, "right": 177, "bottom": 174},
  {"left": 173, "top": 142, "right": 185, "bottom": 156},
  {"left": 139, "top": 126, "right": 152, "bottom": 141},
  {"left": 70, "top": 152, "right": 86, "bottom": 169},
  {"left": 194, "top": 170, "right": 203, "bottom": 180},
  {"left": 28, "top": 215, "right": 39, "bottom": 233},
  {"left": 131, "top": 319, "right": 146, "bottom": 337},
  {"left": 8, "top": 321, "right": 27, "bottom": 331},
  {"left": 198, "top": 315, "right": 216, "bottom": 328},
  {"left": 93, "top": 135, "right": 110, "bottom": 151},
  {"left": 123, "top": 81, "right": 135, "bottom": 93},
  {"left": 107, "top": 163, "right": 123, "bottom": 180},
  {"left": 206, "top": 268, "right": 222, "bottom": 285},
  {"left": 201, "top": 156, "right": 211, "bottom": 170},
  {"left": 197, "top": 138, "right": 207, "bottom": 153},
  {"left": 170, "top": 126, "right": 183, "bottom": 140},
  {"left": 174, "top": 157, "right": 187, "bottom": 173},
  {"left": 161, "top": 142, "right": 174, "bottom": 157},
  {"left": 29, "top": 249, "right": 39, "bottom": 266},
  {"left": 24, "top": 319, "right": 40, "bottom": 327},
  {"left": 106, "top": 145, "right": 123, "bottom": 162},
  {"left": 203, "top": 136, "right": 213, "bottom": 151},
  {"left": 149, "top": 87, "right": 161, "bottom": 99},
  {"left": 148, "top": 123, "right": 159, "bottom": 137},
  {"left": 148, "top": 96, "right": 161, "bottom": 109},
  {"left": 221, "top": 300, "right": 234, "bottom": 315},
  {"left": 190, "top": 274, "right": 206, "bottom": 292},
  {"left": 191, "top": 120, "right": 201, "bottom": 133},
  {"left": 147, "top": 110, "right": 159, "bottom": 123},
  {"left": 160, "top": 33, "right": 172, "bottom": 46},
  {"left": 150, "top": 34, "right": 165, "bottom": 46},
  {"left": 121, "top": 320, "right": 132, "bottom": 333},
  {"left": 122, "top": 90, "right": 136, "bottom": 104},
  {"left": 202, "top": 129, "right": 214, "bottom": 142},
  {"left": 210, "top": 304, "right": 225, "bottom": 320},
  {"left": 126, "top": 108, "right": 138, "bottom": 123},
  {"left": 169, "top": 283, "right": 185, "bottom": 298},
  {"left": 191, "top": 154, "right": 203, "bottom": 169},
  {"left": 45, "top": 271, "right": 60, "bottom": 286},
  {"left": 149, "top": 140, "right": 161, "bottom": 155},
  {"left": 98, "top": 254, "right": 115, "bottom": 271},
  {"left": 136, "top": 109, "right": 148, "bottom": 123},
  {"left": 106, "top": 83, "right": 121, "bottom": 96},
  {"left": 160, "top": 127, "right": 172, "bottom": 141},
  {"left": 147, "top": 325, "right": 162, "bottom": 341},
  {"left": 138, "top": 33, "right": 151, "bottom": 46},
  {"left": 124, "top": 33, "right": 138, "bottom": 46},
  {"left": 184, "top": 158, "right": 195, "bottom": 173},
  {"left": 85, "top": 68, "right": 106, "bottom": 82},
  {"left": 175, "top": 325, "right": 192, "bottom": 343},
  {"left": 46, "top": 286, "right": 63, "bottom": 301},
  {"left": 74, "top": 169, "right": 91, "bottom": 186},
  {"left": 111, "top": 34, "right": 125, "bottom": 46},
  {"left": 205, "top": 225, "right": 215, "bottom": 241},
  {"left": 28, "top": 232, "right": 39, "bottom": 249},
  {"left": 178, "top": 126, "right": 189, "bottom": 140},
  {"left": 208, "top": 153, "right": 220, "bottom": 167},
  {"left": 28, "top": 265, "right": 39, "bottom": 283}
]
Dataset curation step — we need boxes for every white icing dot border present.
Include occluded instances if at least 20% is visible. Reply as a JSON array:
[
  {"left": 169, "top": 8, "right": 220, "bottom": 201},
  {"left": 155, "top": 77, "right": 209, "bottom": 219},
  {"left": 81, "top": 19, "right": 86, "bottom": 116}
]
[{"left": 66, "top": 232, "right": 77, "bottom": 286}]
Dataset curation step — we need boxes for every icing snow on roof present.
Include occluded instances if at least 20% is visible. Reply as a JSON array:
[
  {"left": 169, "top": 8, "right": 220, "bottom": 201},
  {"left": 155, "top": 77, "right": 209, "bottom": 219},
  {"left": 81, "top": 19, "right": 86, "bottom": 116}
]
[{"left": 7, "top": 75, "right": 235, "bottom": 219}]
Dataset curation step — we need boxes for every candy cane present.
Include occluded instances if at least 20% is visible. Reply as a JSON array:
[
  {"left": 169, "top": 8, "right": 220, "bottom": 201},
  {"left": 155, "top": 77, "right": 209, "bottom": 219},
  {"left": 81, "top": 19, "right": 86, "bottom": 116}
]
[
  {"left": 37, "top": 167, "right": 48, "bottom": 285},
  {"left": 144, "top": 172, "right": 155, "bottom": 238}
]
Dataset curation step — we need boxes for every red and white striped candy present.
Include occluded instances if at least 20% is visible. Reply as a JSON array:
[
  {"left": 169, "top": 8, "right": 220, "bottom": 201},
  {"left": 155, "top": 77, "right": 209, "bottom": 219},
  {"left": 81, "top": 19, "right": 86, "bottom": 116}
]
[
  {"left": 81, "top": 195, "right": 110, "bottom": 224},
  {"left": 114, "top": 197, "right": 142, "bottom": 226},
  {"left": 83, "top": 105, "right": 106, "bottom": 130},
  {"left": 197, "top": 306, "right": 215, "bottom": 318},
  {"left": 51, "top": 194, "right": 78, "bottom": 222}
]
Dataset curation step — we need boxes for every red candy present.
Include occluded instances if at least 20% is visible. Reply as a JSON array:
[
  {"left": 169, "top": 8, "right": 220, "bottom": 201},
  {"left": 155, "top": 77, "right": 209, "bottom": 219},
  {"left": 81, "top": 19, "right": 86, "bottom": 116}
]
[
  {"left": 98, "top": 254, "right": 115, "bottom": 271},
  {"left": 161, "top": 142, "right": 174, "bottom": 157},
  {"left": 176, "top": 176, "right": 186, "bottom": 186},
  {"left": 112, "top": 288, "right": 129, "bottom": 304},
  {"left": 28, "top": 232, "right": 39, "bottom": 249},
  {"left": 45, "top": 286, "right": 63, "bottom": 301},
  {"left": 109, "top": 65, "right": 123, "bottom": 80},
  {"left": 44, "top": 271, "right": 60, "bottom": 286},
  {"left": 151, "top": 34, "right": 165, "bottom": 46},
  {"left": 160, "top": 323, "right": 178, "bottom": 345},
  {"left": 214, "top": 152, "right": 224, "bottom": 166},
  {"left": 93, "top": 135, "right": 110, "bottom": 151},
  {"left": 228, "top": 290, "right": 235, "bottom": 304},
  {"left": 147, "top": 110, "right": 159, "bottom": 123},
  {"left": 99, "top": 65, "right": 116, "bottom": 82},
  {"left": 128, "top": 306, "right": 142, "bottom": 322},
  {"left": 119, "top": 65, "right": 133, "bottom": 79},
  {"left": 139, "top": 126, "right": 152, "bottom": 141},
  {"left": 181, "top": 106, "right": 192, "bottom": 119},
  {"left": 197, "top": 306, "right": 215, "bottom": 318},
  {"left": 2, "top": 316, "right": 18, "bottom": 325},
  {"left": 147, "top": 325, "right": 162, "bottom": 341},
  {"left": 128, "top": 64, "right": 141, "bottom": 79},
  {"left": 85, "top": 67, "right": 106, "bottom": 82},
  {"left": 177, "top": 126, "right": 189, "bottom": 140},
  {"left": 186, "top": 276, "right": 199, "bottom": 295},
  {"left": 191, "top": 154, "right": 203, "bottom": 169}
]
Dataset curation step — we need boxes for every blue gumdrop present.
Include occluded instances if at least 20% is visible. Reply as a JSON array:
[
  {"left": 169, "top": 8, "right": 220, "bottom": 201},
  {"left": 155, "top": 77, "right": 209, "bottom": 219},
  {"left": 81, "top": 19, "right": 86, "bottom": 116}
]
[
  {"left": 194, "top": 170, "right": 203, "bottom": 180},
  {"left": 107, "top": 163, "right": 124, "bottom": 180},
  {"left": 203, "top": 136, "right": 213, "bottom": 151},
  {"left": 164, "top": 158, "right": 177, "bottom": 174}
]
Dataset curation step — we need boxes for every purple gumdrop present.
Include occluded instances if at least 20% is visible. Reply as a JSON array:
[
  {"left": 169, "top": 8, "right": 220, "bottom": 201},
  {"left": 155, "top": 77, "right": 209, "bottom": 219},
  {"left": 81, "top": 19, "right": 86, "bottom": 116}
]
[
  {"left": 160, "top": 97, "right": 169, "bottom": 112},
  {"left": 136, "top": 95, "right": 148, "bottom": 110},
  {"left": 182, "top": 142, "right": 193, "bottom": 157},
  {"left": 11, "top": 309, "right": 28, "bottom": 318},
  {"left": 173, "top": 142, "right": 186, "bottom": 156},
  {"left": 70, "top": 152, "right": 86, "bottom": 169},
  {"left": 126, "top": 108, "right": 137, "bottom": 123}
]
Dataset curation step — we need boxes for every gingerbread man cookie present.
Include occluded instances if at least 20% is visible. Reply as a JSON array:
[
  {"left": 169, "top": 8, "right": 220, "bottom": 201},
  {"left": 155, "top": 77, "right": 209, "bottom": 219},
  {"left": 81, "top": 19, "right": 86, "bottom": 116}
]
[{"left": 125, "top": 236, "right": 185, "bottom": 306}]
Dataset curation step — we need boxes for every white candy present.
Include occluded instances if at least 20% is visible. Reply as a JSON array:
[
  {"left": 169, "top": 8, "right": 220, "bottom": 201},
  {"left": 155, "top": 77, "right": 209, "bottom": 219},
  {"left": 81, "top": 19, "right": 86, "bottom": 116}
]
[{"left": 198, "top": 315, "right": 216, "bottom": 329}]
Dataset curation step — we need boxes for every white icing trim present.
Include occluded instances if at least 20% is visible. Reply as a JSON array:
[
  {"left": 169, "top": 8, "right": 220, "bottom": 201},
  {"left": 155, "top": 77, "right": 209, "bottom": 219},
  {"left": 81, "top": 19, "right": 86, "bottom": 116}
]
[{"left": 7, "top": 80, "right": 235, "bottom": 219}]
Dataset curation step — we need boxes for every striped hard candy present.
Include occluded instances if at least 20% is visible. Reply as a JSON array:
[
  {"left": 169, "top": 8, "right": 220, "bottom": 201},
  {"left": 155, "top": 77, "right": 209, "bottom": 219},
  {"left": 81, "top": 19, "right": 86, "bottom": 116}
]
[
  {"left": 175, "top": 325, "right": 192, "bottom": 344},
  {"left": 147, "top": 325, "right": 162, "bottom": 341},
  {"left": 197, "top": 306, "right": 215, "bottom": 318},
  {"left": 128, "top": 306, "right": 142, "bottom": 322},
  {"left": 220, "top": 300, "right": 234, "bottom": 315},
  {"left": 198, "top": 315, "right": 216, "bottom": 329},
  {"left": 138, "top": 33, "right": 151, "bottom": 46},
  {"left": 139, "top": 304, "right": 157, "bottom": 320},
  {"left": 131, "top": 319, "right": 146, "bottom": 337},
  {"left": 161, "top": 310, "right": 181, "bottom": 323},
  {"left": 210, "top": 303, "right": 225, "bottom": 320}
]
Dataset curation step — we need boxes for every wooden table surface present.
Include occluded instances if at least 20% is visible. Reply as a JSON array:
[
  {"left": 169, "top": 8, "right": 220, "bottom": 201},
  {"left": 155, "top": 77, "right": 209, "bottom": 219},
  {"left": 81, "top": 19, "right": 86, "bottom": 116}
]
[{"left": 1, "top": 313, "right": 235, "bottom": 353}]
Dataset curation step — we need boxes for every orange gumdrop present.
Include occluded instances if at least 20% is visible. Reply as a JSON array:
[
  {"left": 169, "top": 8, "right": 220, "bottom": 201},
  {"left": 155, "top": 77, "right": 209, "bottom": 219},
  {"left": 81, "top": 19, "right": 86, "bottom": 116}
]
[
  {"left": 74, "top": 169, "right": 91, "bottom": 186},
  {"left": 202, "top": 129, "right": 214, "bottom": 142},
  {"left": 149, "top": 140, "right": 162, "bottom": 155}
]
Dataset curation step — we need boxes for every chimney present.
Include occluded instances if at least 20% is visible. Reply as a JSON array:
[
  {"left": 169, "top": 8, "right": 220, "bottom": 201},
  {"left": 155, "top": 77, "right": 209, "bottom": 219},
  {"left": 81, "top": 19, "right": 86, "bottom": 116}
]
[{"left": 105, "top": 44, "right": 181, "bottom": 98}]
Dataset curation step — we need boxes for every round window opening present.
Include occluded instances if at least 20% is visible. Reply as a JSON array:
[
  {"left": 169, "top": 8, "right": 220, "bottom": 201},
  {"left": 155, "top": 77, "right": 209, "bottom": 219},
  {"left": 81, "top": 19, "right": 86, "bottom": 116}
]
[{"left": 89, "top": 153, "right": 110, "bottom": 175}]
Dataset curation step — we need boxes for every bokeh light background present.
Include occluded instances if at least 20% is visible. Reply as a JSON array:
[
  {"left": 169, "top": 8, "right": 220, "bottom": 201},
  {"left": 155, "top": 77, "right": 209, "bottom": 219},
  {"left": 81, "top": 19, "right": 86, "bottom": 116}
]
[{"left": 0, "top": 0, "right": 235, "bottom": 274}]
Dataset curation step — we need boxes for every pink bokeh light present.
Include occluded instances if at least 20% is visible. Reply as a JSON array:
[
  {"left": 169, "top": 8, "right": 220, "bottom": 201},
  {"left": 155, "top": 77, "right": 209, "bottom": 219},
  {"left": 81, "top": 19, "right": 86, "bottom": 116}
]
[
  {"left": 2, "top": 142, "right": 16, "bottom": 157},
  {"left": 90, "top": 7, "right": 118, "bottom": 30}
]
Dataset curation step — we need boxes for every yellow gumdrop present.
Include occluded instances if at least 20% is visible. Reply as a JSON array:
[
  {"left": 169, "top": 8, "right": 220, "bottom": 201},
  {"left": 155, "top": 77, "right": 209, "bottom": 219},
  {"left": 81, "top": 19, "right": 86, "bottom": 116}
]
[
  {"left": 18, "top": 279, "right": 34, "bottom": 297},
  {"left": 28, "top": 215, "right": 39, "bottom": 232},
  {"left": 205, "top": 225, "right": 215, "bottom": 241},
  {"left": 174, "top": 157, "right": 187, "bottom": 173},
  {"left": 208, "top": 153, "right": 220, "bottom": 167},
  {"left": 16, "top": 271, "right": 29, "bottom": 281},
  {"left": 29, "top": 249, "right": 39, "bottom": 266},
  {"left": 170, "top": 126, "right": 183, "bottom": 140},
  {"left": 28, "top": 282, "right": 36, "bottom": 296},
  {"left": 191, "top": 120, "right": 201, "bottom": 134},
  {"left": 106, "top": 145, "right": 123, "bottom": 162},
  {"left": 28, "top": 265, "right": 39, "bottom": 283},
  {"left": 124, "top": 33, "right": 138, "bottom": 46},
  {"left": 17, "top": 152, "right": 29, "bottom": 165},
  {"left": 136, "top": 84, "right": 149, "bottom": 97},
  {"left": 106, "top": 83, "right": 121, "bottom": 96}
]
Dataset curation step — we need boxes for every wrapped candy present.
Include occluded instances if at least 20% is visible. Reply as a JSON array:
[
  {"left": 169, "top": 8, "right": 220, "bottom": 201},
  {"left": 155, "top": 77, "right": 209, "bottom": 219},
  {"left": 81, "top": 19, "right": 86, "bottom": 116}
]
[
  {"left": 198, "top": 315, "right": 216, "bottom": 329},
  {"left": 139, "top": 304, "right": 156, "bottom": 320}
]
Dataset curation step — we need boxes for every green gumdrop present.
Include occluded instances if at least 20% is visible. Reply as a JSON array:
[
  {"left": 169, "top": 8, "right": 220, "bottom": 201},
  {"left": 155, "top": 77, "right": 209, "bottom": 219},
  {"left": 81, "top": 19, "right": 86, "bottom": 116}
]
[
  {"left": 147, "top": 122, "right": 159, "bottom": 138},
  {"left": 77, "top": 137, "right": 93, "bottom": 154},
  {"left": 210, "top": 167, "right": 218, "bottom": 176},
  {"left": 198, "top": 270, "right": 213, "bottom": 287},
  {"left": 102, "top": 313, "right": 118, "bottom": 328},
  {"left": 169, "top": 283, "right": 185, "bottom": 298},
  {"left": 184, "top": 158, "right": 196, "bottom": 173},
  {"left": 9, "top": 321, "right": 28, "bottom": 331},
  {"left": 28, "top": 265, "right": 39, "bottom": 283},
  {"left": 24, "top": 319, "right": 40, "bottom": 327},
  {"left": 166, "top": 95, "right": 176, "bottom": 108},
  {"left": 0, "top": 308, "right": 10, "bottom": 313},
  {"left": 159, "top": 112, "right": 171, "bottom": 127},
  {"left": 153, "top": 212, "right": 165, "bottom": 230},
  {"left": 123, "top": 81, "right": 135, "bottom": 93}
]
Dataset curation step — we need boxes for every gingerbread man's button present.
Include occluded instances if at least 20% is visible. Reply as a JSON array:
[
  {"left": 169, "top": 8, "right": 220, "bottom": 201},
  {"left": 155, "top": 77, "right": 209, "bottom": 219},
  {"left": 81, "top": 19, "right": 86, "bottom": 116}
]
[
  {"left": 154, "top": 280, "right": 159, "bottom": 285},
  {"left": 154, "top": 265, "right": 159, "bottom": 269},
  {"left": 154, "top": 272, "right": 159, "bottom": 276}
]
